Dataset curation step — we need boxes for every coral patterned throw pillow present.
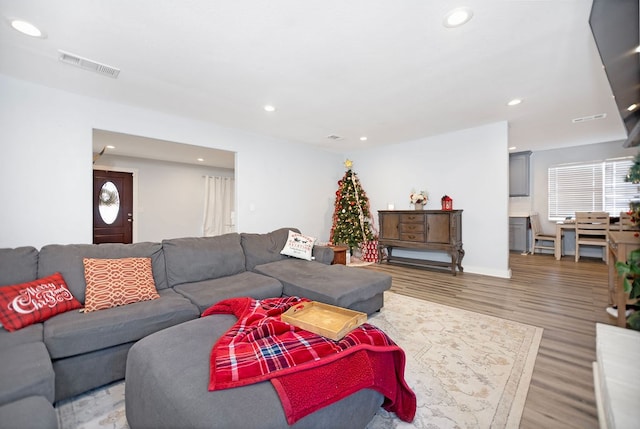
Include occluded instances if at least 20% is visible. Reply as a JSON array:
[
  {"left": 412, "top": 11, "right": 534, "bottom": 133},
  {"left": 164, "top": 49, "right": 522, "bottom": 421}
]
[{"left": 83, "top": 257, "right": 160, "bottom": 313}]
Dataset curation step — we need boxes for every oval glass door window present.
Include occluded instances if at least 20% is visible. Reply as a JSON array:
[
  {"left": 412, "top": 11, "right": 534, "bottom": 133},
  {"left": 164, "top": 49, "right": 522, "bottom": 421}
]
[{"left": 98, "top": 181, "right": 120, "bottom": 225}]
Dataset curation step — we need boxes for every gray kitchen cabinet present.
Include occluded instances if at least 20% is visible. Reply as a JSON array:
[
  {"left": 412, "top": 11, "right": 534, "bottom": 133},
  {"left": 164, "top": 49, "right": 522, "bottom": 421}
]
[
  {"left": 509, "top": 151, "right": 531, "bottom": 197},
  {"left": 509, "top": 216, "right": 529, "bottom": 252}
]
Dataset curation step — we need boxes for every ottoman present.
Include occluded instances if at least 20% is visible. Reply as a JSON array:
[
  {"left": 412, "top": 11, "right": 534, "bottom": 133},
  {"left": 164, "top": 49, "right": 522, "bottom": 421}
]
[
  {"left": 253, "top": 259, "right": 391, "bottom": 315},
  {"left": 125, "top": 315, "right": 384, "bottom": 429}
]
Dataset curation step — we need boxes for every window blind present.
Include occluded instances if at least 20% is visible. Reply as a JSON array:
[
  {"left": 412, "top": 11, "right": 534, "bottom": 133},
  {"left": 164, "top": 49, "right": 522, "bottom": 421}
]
[{"left": 548, "top": 158, "right": 637, "bottom": 220}]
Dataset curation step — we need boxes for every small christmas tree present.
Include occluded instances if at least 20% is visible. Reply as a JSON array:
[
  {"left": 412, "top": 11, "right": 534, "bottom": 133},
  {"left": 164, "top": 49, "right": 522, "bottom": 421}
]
[{"left": 330, "top": 160, "right": 375, "bottom": 251}]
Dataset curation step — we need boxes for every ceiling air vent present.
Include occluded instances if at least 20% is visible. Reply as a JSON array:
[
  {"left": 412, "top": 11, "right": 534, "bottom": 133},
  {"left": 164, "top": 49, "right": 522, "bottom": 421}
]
[
  {"left": 327, "top": 134, "right": 343, "bottom": 140},
  {"left": 572, "top": 113, "right": 607, "bottom": 123},
  {"left": 58, "top": 50, "right": 120, "bottom": 78}
]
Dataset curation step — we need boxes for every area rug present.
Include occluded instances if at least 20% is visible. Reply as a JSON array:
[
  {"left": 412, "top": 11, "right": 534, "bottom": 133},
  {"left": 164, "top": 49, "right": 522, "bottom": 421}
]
[
  {"left": 347, "top": 254, "right": 375, "bottom": 267},
  {"left": 55, "top": 291, "right": 542, "bottom": 429},
  {"left": 365, "top": 292, "right": 542, "bottom": 429}
]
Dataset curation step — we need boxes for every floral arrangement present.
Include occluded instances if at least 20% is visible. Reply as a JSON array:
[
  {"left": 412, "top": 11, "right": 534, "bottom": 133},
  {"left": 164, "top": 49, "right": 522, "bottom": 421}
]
[{"left": 410, "top": 190, "right": 428, "bottom": 205}]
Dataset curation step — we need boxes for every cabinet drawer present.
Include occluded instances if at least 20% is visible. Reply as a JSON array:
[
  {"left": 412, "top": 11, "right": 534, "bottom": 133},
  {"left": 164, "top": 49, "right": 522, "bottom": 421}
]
[
  {"left": 400, "top": 214, "right": 424, "bottom": 223},
  {"left": 400, "top": 232, "right": 426, "bottom": 242},
  {"left": 400, "top": 223, "right": 425, "bottom": 233}
]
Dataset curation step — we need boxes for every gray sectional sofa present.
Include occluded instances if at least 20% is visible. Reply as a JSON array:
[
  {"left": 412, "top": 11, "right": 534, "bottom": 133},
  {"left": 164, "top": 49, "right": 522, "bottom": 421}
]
[{"left": 0, "top": 227, "right": 391, "bottom": 428}]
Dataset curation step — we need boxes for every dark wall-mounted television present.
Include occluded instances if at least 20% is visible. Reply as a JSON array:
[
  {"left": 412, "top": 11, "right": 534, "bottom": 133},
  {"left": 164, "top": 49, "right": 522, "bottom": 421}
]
[{"left": 589, "top": 0, "right": 640, "bottom": 147}]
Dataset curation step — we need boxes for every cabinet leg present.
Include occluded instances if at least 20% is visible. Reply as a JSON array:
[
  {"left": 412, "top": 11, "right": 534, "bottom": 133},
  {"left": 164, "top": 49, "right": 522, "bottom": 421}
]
[
  {"left": 449, "top": 252, "right": 457, "bottom": 275},
  {"left": 457, "top": 248, "right": 465, "bottom": 272}
]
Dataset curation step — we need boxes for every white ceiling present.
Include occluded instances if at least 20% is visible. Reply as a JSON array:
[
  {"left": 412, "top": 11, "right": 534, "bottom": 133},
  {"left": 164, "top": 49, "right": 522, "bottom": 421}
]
[{"left": 0, "top": 0, "right": 629, "bottom": 157}]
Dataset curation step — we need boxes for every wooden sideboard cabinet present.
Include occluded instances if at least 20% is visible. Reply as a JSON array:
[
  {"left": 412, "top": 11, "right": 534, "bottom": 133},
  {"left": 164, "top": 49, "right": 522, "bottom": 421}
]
[{"left": 378, "top": 210, "right": 464, "bottom": 275}]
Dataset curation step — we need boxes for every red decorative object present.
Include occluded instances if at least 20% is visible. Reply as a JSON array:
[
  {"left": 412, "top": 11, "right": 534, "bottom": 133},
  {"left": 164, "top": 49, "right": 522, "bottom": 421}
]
[
  {"left": 0, "top": 272, "right": 82, "bottom": 332},
  {"left": 441, "top": 195, "right": 453, "bottom": 211},
  {"left": 360, "top": 240, "right": 379, "bottom": 263}
]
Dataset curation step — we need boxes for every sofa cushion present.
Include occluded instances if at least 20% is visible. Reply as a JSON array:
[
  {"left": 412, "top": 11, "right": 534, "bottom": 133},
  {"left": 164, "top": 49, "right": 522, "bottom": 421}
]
[
  {"left": 0, "top": 396, "right": 58, "bottom": 429},
  {"left": 0, "top": 342, "right": 55, "bottom": 405},
  {"left": 254, "top": 259, "right": 391, "bottom": 311},
  {"left": 43, "top": 288, "right": 198, "bottom": 359},
  {"left": 0, "top": 324, "right": 43, "bottom": 348},
  {"left": 280, "top": 230, "right": 316, "bottom": 261},
  {"left": 173, "top": 271, "right": 283, "bottom": 313},
  {"left": 38, "top": 242, "right": 167, "bottom": 303},
  {"left": 0, "top": 273, "right": 82, "bottom": 331},
  {"left": 82, "top": 257, "right": 160, "bottom": 312},
  {"left": 241, "top": 227, "right": 300, "bottom": 271},
  {"left": 0, "top": 247, "right": 39, "bottom": 285},
  {"left": 162, "top": 234, "right": 246, "bottom": 288}
]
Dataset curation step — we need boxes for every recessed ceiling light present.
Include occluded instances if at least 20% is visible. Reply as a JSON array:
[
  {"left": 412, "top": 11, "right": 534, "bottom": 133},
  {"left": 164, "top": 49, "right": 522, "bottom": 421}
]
[
  {"left": 264, "top": 105, "right": 276, "bottom": 112},
  {"left": 443, "top": 7, "right": 473, "bottom": 28},
  {"left": 628, "top": 103, "right": 638, "bottom": 112},
  {"left": 509, "top": 146, "right": 517, "bottom": 151},
  {"left": 360, "top": 136, "right": 368, "bottom": 141},
  {"left": 507, "top": 98, "right": 522, "bottom": 106},
  {"left": 197, "top": 158, "right": 204, "bottom": 162},
  {"left": 106, "top": 145, "right": 115, "bottom": 149},
  {"left": 9, "top": 19, "right": 45, "bottom": 38}
]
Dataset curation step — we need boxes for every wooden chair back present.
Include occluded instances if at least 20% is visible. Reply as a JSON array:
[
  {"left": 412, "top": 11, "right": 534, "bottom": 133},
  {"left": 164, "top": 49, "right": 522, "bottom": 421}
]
[
  {"left": 530, "top": 212, "right": 543, "bottom": 236},
  {"left": 575, "top": 211, "right": 610, "bottom": 237},
  {"left": 575, "top": 211, "right": 610, "bottom": 263},
  {"left": 619, "top": 211, "right": 638, "bottom": 230}
]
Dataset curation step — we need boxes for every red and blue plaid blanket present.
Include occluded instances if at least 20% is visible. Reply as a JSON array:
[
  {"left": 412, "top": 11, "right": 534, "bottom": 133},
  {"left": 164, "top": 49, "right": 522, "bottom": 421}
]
[{"left": 203, "top": 296, "right": 416, "bottom": 424}]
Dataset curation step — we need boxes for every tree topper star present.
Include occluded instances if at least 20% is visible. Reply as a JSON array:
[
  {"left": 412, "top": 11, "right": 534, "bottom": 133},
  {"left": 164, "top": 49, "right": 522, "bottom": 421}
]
[{"left": 344, "top": 159, "right": 353, "bottom": 169}]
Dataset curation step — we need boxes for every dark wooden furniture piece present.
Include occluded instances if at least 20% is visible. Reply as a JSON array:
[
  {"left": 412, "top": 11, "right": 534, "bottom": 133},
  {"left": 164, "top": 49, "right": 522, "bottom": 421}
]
[
  {"left": 328, "top": 245, "right": 348, "bottom": 265},
  {"left": 377, "top": 210, "right": 464, "bottom": 275}
]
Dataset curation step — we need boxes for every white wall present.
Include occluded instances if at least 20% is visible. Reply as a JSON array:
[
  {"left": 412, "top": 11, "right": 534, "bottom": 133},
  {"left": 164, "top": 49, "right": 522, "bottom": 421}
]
[
  {"left": 0, "top": 74, "right": 341, "bottom": 249},
  {"left": 347, "top": 122, "right": 511, "bottom": 278},
  {"left": 0, "top": 73, "right": 515, "bottom": 277},
  {"left": 95, "top": 155, "right": 234, "bottom": 242}
]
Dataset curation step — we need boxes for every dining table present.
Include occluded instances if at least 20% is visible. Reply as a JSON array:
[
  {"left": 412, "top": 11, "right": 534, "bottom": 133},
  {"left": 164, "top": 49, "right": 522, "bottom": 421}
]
[{"left": 554, "top": 221, "right": 632, "bottom": 260}]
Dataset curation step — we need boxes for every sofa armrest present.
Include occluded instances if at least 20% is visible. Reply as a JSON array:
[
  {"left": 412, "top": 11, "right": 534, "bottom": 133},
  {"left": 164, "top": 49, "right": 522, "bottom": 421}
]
[{"left": 312, "top": 246, "right": 334, "bottom": 265}]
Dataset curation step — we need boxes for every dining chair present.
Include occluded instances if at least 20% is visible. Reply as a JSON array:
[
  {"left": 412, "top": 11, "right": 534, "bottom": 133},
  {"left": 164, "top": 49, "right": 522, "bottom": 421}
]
[
  {"left": 529, "top": 212, "right": 557, "bottom": 255},
  {"left": 575, "top": 211, "right": 610, "bottom": 263},
  {"left": 619, "top": 211, "right": 638, "bottom": 230}
]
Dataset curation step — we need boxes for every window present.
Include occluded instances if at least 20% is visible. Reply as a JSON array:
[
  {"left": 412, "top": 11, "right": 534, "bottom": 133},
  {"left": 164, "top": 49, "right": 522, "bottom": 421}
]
[{"left": 548, "top": 157, "right": 637, "bottom": 220}]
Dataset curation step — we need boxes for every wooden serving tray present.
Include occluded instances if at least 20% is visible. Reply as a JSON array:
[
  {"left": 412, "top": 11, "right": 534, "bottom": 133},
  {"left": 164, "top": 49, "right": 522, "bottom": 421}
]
[{"left": 281, "top": 301, "right": 367, "bottom": 341}]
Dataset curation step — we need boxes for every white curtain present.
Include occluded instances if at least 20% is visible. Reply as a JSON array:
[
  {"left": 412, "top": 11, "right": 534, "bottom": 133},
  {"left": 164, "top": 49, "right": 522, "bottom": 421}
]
[{"left": 203, "top": 176, "right": 235, "bottom": 236}]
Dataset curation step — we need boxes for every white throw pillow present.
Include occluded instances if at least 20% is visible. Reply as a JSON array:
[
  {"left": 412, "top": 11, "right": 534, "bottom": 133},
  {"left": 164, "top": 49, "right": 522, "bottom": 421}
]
[{"left": 280, "top": 230, "right": 316, "bottom": 261}]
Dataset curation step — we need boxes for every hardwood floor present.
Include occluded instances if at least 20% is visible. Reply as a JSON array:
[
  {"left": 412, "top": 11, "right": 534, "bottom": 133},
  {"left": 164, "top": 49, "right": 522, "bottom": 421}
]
[{"left": 364, "top": 252, "right": 615, "bottom": 429}]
